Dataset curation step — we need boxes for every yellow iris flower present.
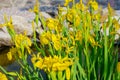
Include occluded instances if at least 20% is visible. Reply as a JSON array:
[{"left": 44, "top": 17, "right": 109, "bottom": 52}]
[
  {"left": 7, "top": 47, "right": 17, "bottom": 61},
  {"left": 67, "top": 8, "right": 77, "bottom": 23},
  {"left": 40, "top": 31, "right": 51, "bottom": 45},
  {"left": 75, "top": 30, "right": 82, "bottom": 43},
  {"left": 2, "top": 15, "right": 14, "bottom": 29},
  {"left": 14, "top": 34, "right": 32, "bottom": 54},
  {"left": 40, "top": 33, "right": 49, "bottom": 45},
  {"left": 75, "top": 0, "right": 87, "bottom": 11},
  {"left": 66, "top": 68, "right": 70, "bottom": 80},
  {"left": 75, "top": 15, "right": 81, "bottom": 27},
  {"left": 52, "top": 34, "right": 61, "bottom": 50},
  {"left": 0, "top": 72, "right": 8, "bottom": 80},
  {"left": 108, "top": 3, "right": 115, "bottom": 16},
  {"left": 31, "top": 55, "right": 73, "bottom": 73},
  {"left": 46, "top": 18, "right": 59, "bottom": 30},
  {"left": 88, "top": 0, "right": 98, "bottom": 10},
  {"left": 33, "top": 0, "right": 39, "bottom": 14},
  {"left": 64, "top": 0, "right": 73, "bottom": 6}
]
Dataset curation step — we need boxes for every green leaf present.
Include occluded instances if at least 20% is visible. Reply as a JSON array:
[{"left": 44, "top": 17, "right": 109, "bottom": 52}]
[{"left": 7, "top": 72, "right": 17, "bottom": 76}]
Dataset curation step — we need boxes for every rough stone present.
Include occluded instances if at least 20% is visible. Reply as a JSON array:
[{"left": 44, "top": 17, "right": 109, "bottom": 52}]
[
  {"left": 0, "top": 28, "right": 12, "bottom": 47},
  {"left": 0, "top": 7, "right": 35, "bottom": 36},
  {"left": 0, "top": 7, "right": 52, "bottom": 46},
  {"left": 0, "top": 0, "right": 28, "bottom": 8},
  {"left": 12, "top": 15, "right": 33, "bottom": 35}
]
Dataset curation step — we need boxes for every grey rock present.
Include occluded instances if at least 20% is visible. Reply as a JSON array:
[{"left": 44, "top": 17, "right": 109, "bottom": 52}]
[
  {"left": 0, "top": 0, "right": 28, "bottom": 8},
  {"left": 0, "top": 7, "right": 35, "bottom": 23},
  {"left": 0, "top": 14, "right": 33, "bottom": 47},
  {"left": 0, "top": 7, "right": 52, "bottom": 46},
  {"left": 0, "top": 7, "right": 35, "bottom": 36},
  {"left": 40, "top": 12, "right": 52, "bottom": 19},
  {"left": 0, "top": 28, "right": 12, "bottom": 47},
  {"left": 12, "top": 15, "right": 33, "bottom": 35}
]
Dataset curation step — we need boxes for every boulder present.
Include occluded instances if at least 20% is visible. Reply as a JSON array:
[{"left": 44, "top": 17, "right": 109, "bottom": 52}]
[
  {"left": 12, "top": 15, "right": 33, "bottom": 35},
  {"left": 0, "top": 0, "right": 28, "bottom": 9},
  {"left": 0, "top": 28, "right": 12, "bottom": 47},
  {"left": 0, "top": 7, "right": 35, "bottom": 36},
  {"left": 0, "top": 7, "right": 52, "bottom": 46}
]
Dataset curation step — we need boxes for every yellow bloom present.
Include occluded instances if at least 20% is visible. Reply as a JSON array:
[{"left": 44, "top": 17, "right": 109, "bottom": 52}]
[
  {"left": 31, "top": 55, "right": 73, "bottom": 72},
  {"left": 112, "top": 18, "right": 120, "bottom": 31},
  {"left": 46, "top": 18, "right": 62, "bottom": 32},
  {"left": 53, "top": 56, "right": 73, "bottom": 71},
  {"left": 64, "top": 0, "right": 72, "bottom": 6},
  {"left": 7, "top": 52, "right": 12, "bottom": 61},
  {"left": 52, "top": 34, "right": 61, "bottom": 50},
  {"left": 75, "top": 0, "right": 87, "bottom": 11},
  {"left": 54, "top": 41, "right": 61, "bottom": 51},
  {"left": 40, "top": 34, "right": 49, "bottom": 45},
  {"left": 52, "top": 62, "right": 66, "bottom": 71},
  {"left": 45, "top": 31, "right": 51, "bottom": 40},
  {"left": 66, "top": 68, "right": 70, "bottom": 80},
  {"left": 67, "top": 8, "right": 77, "bottom": 22},
  {"left": 14, "top": 34, "right": 32, "bottom": 53},
  {"left": 108, "top": 3, "right": 115, "bottom": 16},
  {"left": 0, "top": 72, "right": 8, "bottom": 80},
  {"left": 40, "top": 31, "right": 52, "bottom": 45},
  {"left": 93, "top": 13, "right": 101, "bottom": 20},
  {"left": 55, "top": 23, "right": 63, "bottom": 33},
  {"left": 33, "top": 0, "right": 39, "bottom": 14},
  {"left": 46, "top": 18, "right": 55, "bottom": 30},
  {"left": 2, "top": 15, "right": 14, "bottom": 29},
  {"left": 61, "top": 37, "right": 68, "bottom": 48},
  {"left": 67, "top": 12, "right": 73, "bottom": 22},
  {"left": 75, "top": 15, "right": 81, "bottom": 27},
  {"left": 46, "top": 18, "right": 59, "bottom": 30},
  {"left": 88, "top": 0, "right": 98, "bottom": 10},
  {"left": 66, "top": 46, "right": 74, "bottom": 54},
  {"left": 117, "top": 62, "right": 120, "bottom": 72},
  {"left": 31, "top": 53, "right": 43, "bottom": 69},
  {"left": 7, "top": 47, "right": 17, "bottom": 60},
  {"left": 58, "top": 5, "right": 66, "bottom": 14},
  {"left": 88, "top": 35, "right": 100, "bottom": 47},
  {"left": 75, "top": 30, "right": 82, "bottom": 43},
  {"left": 70, "top": 35, "right": 75, "bottom": 45}
]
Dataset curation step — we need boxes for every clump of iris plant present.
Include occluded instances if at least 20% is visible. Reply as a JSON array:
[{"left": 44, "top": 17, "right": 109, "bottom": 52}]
[{"left": 0, "top": 0, "right": 120, "bottom": 80}]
